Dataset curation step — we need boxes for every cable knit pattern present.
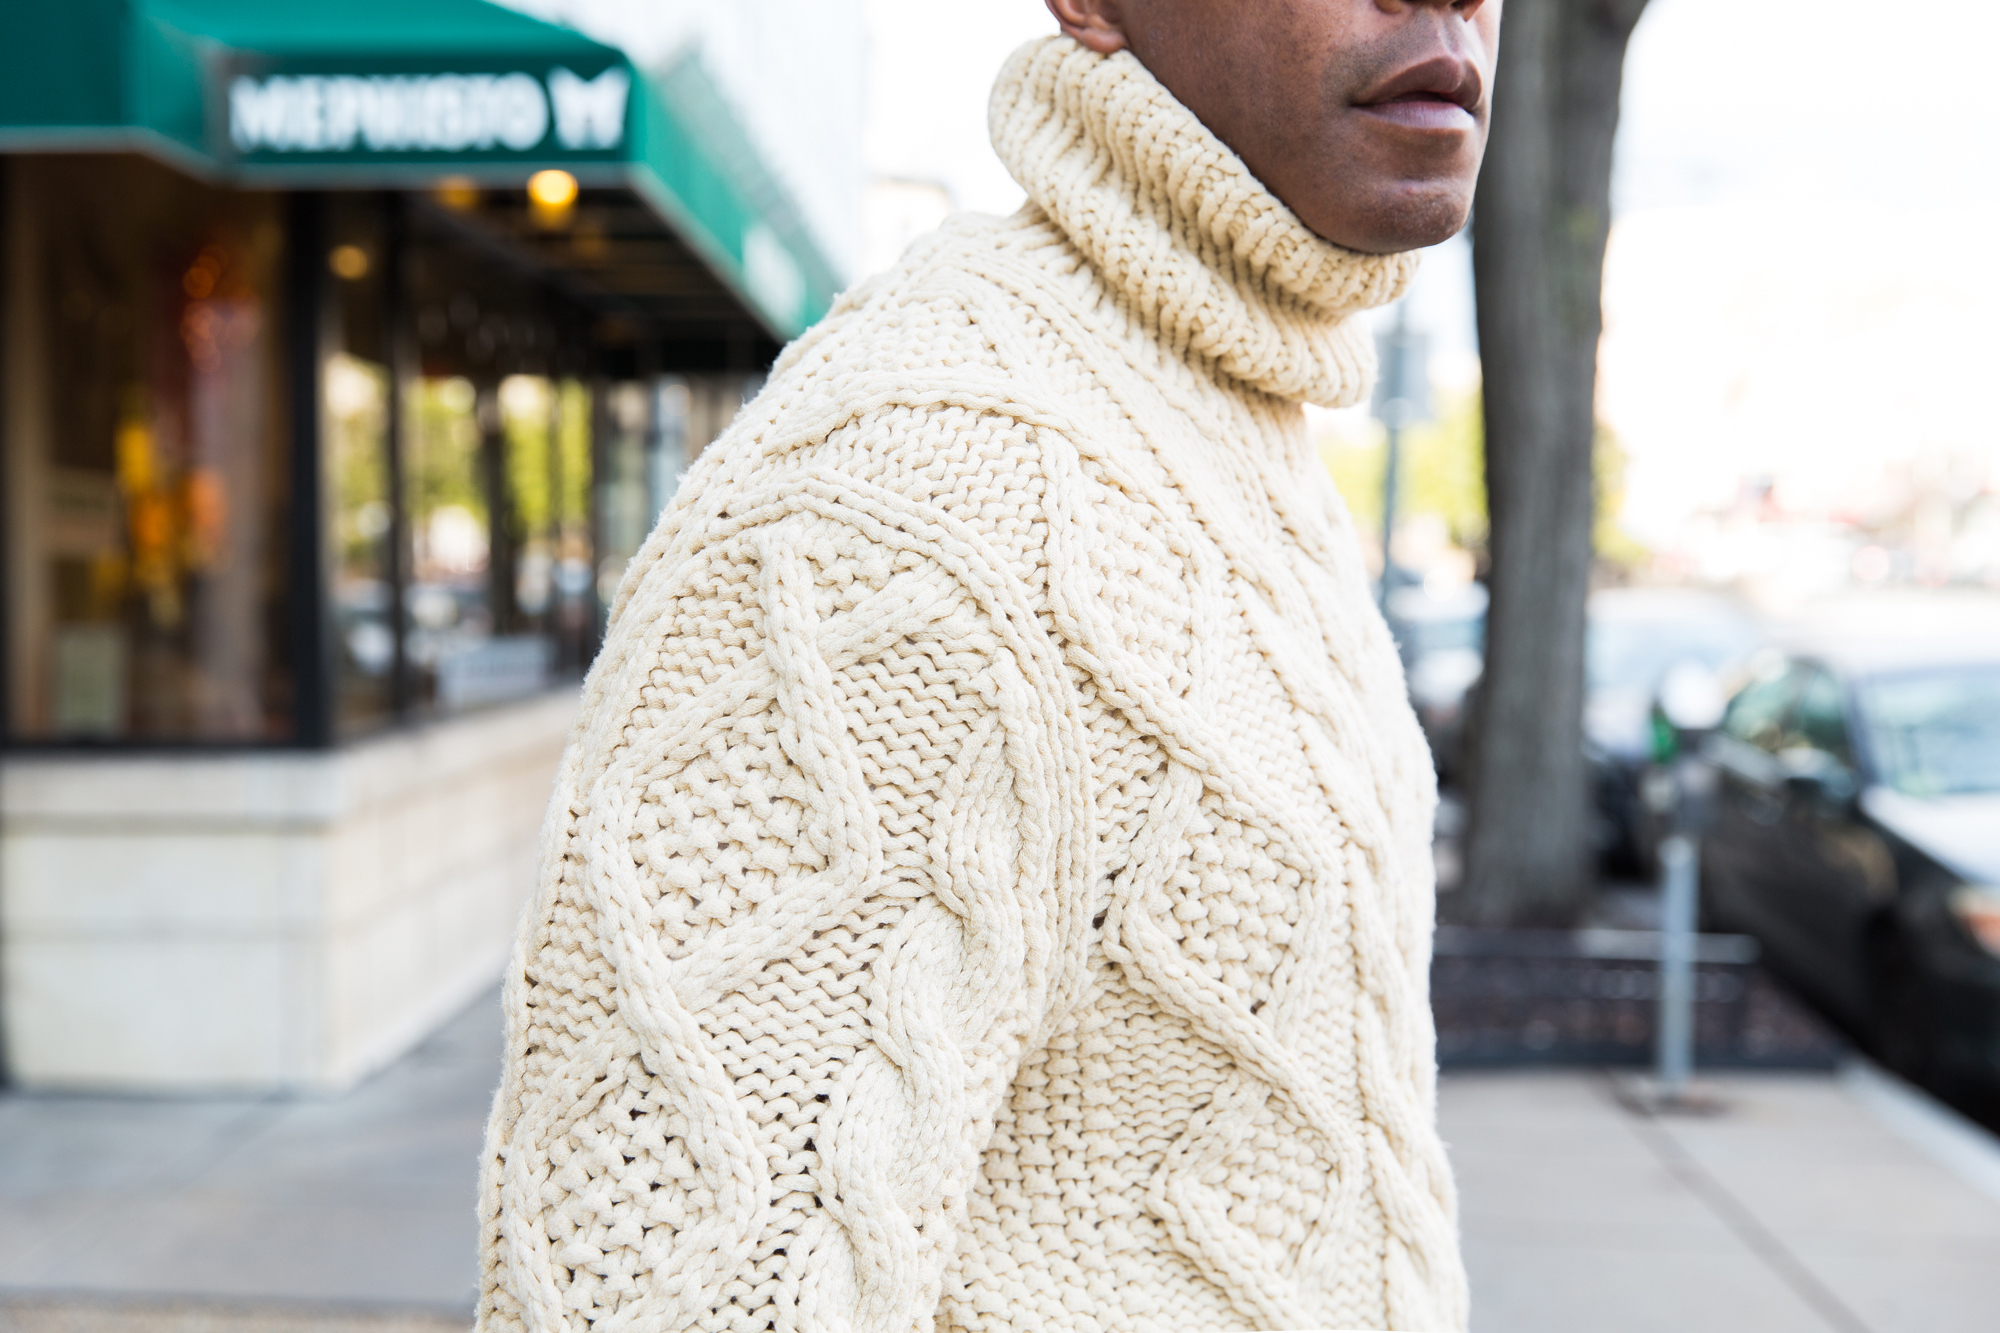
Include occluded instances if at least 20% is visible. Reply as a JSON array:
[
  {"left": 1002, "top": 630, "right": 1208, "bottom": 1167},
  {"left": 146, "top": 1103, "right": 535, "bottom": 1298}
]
[{"left": 478, "top": 35, "right": 1463, "bottom": 1333}]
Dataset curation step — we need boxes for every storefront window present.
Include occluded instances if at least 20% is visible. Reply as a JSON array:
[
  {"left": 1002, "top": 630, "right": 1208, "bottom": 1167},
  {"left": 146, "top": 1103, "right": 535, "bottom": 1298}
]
[
  {"left": 550, "top": 381, "right": 596, "bottom": 675},
  {"left": 327, "top": 352, "right": 395, "bottom": 734},
  {"left": 5, "top": 160, "right": 768, "bottom": 750},
  {"left": 319, "top": 201, "right": 605, "bottom": 732},
  {"left": 593, "top": 373, "right": 759, "bottom": 617},
  {"left": 324, "top": 195, "right": 396, "bottom": 739},
  {"left": 498, "top": 376, "right": 595, "bottom": 676},
  {"left": 405, "top": 375, "right": 497, "bottom": 713},
  {"left": 4, "top": 156, "right": 292, "bottom": 743},
  {"left": 401, "top": 218, "right": 606, "bottom": 719},
  {"left": 595, "top": 382, "right": 653, "bottom": 613}
]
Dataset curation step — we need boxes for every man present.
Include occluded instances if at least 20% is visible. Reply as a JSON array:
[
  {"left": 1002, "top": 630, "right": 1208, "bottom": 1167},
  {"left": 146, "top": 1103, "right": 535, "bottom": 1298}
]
[{"left": 477, "top": 1, "right": 1499, "bottom": 1329}]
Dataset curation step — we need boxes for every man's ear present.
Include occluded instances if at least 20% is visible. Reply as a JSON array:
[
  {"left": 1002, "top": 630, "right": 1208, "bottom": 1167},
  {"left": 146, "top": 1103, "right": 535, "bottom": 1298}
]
[{"left": 1045, "top": 0, "right": 1129, "bottom": 54}]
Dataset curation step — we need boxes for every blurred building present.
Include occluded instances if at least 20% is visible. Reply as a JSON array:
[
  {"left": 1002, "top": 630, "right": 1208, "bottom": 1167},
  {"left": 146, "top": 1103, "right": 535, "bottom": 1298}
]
[
  {"left": 0, "top": 0, "right": 855, "bottom": 1091},
  {"left": 505, "top": 0, "right": 868, "bottom": 277}
]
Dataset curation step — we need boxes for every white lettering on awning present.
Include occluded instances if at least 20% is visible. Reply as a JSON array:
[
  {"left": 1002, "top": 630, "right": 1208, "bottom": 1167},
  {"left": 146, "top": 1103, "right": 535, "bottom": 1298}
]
[
  {"left": 228, "top": 71, "right": 617, "bottom": 155},
  {"left": 548, "top": 67, "right": 630, "bottom": 150}
]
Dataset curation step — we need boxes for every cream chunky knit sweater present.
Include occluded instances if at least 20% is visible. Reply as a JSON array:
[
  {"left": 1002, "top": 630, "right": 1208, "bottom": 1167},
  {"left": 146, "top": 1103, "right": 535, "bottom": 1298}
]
[{"left": 478, "top": 36, "right": 1463, "bottom": 1333}]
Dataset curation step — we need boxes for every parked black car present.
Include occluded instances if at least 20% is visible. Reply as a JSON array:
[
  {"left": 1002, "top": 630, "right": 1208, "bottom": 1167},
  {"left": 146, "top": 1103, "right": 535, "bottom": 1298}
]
[
  {"left": 1389, "top": 582, "right": 1487, "bottom": 785},
  {"left": 1701, "top": 639, "right": 2000, "bottom": 1093},
  {"left": 1409, "top": 586, "right": 1764, "bottom": 868},
  {"left": 1585, "top": 589, "right": 1764, "bottom": 871}
]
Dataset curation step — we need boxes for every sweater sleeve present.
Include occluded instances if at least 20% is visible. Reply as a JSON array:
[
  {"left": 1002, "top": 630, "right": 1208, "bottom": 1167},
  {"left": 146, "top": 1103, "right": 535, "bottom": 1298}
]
[{"left": 477, "top": 480, "right": 1089, "bottom": 1333}]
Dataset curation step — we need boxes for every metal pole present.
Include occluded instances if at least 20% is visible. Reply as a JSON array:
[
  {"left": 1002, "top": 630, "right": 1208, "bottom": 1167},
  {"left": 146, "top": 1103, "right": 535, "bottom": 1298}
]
[
  {"left": 1380, "top": 418, "right": 1402, "bottom": 614},
  {"left": 478, "top": 381, "right": 511, "bottom": 635},
  {"left": 588, "top": 371, "right": 612, "bottom": 654},
  {"left": 1656, "top": 831, "right": 1698, "bottom": 1098},
  {"left": 547, "top": 375, "right": 563, "bottom": 644},
  {"left": 285, "top": 191, "right": 332, "bottom": 747},
  {"left": 1377, "top": 305, "right": 1407, "bottom": 615},
  {"left": 381, "top": 191, "right": 413, "bottom": 719}
]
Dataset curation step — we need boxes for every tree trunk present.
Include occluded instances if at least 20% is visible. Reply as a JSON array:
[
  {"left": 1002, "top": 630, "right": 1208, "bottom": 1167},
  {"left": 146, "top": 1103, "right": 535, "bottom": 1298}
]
[{"left": 1462, "top": 0, "right": 1649, "bottom": 926}]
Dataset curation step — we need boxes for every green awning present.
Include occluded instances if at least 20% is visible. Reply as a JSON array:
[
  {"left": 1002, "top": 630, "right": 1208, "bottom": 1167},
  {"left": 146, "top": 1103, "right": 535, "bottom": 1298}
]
[{"left": 0, "top": 0, "right": 837, "bottom": 337}]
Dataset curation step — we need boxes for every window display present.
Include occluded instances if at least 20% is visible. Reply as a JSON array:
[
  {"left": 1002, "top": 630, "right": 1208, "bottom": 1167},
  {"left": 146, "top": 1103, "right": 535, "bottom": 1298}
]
[
  {"left": 5, "top": 156, "right": 293, "bottom": 742},
  {"left": 4, "top": 161, "right": 764, "bottom": 748}
]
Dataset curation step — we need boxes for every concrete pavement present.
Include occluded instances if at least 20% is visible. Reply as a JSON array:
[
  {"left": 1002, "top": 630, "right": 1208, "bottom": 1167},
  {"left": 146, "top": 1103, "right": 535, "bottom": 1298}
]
[
  {"left": 5, "top": 990, "right": 2000, "bottom": 1332},
  {"left": 0, "top": 992, "right": 497, "bottom": 1332},
  {"left": 1447, "top": 1066, "right": 2000, "bottom": 1333}
]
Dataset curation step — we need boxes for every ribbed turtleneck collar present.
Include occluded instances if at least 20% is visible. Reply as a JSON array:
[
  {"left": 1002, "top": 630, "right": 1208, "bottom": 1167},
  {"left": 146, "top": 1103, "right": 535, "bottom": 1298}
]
[{"left": 988, "top": 36, "right": 1417, "bottom": 409}]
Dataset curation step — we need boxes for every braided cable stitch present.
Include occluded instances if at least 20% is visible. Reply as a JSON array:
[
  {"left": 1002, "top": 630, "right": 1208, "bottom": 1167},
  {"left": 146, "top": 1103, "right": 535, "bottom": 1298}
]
[{"left": 478, "top": 35, "right": 1463, "bottom": 1333}]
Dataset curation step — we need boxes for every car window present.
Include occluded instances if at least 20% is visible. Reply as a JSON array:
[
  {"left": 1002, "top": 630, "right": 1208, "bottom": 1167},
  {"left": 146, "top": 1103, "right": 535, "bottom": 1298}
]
[
  {"left": 1858, "top": 664, "right": 2000, "bottom": 797},
  {"left": 1722, "top": 667, "right": 1800, "bottom": 753},
  {"left": 1587, "top": 609, "right": 1762, "bottom": 693},
  {"left": 1788, "top": 668, "right": 1852, "bottom": 763},
  {"left": 1394, "top": 614, "right": 1483, "bottom": 666}
]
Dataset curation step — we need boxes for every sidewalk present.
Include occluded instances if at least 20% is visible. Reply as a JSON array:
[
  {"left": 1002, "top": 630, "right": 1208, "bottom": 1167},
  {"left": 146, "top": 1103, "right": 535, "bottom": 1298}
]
[
  {"left": 5, "top": 993, "right": 2000, "bottom": 1332},
  {"left": 1447, "top": 1066, "right": 2000, "bottom": 1333},
  {"left": 0, "top": 994, "right": 498, "bottom": 1332}
]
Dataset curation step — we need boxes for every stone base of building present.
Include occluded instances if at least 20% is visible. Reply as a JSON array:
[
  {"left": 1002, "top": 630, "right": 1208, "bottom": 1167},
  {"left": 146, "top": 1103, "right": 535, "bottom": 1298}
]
[{"left": 0, "top": 692, "right": 573, "bottom": 1093}]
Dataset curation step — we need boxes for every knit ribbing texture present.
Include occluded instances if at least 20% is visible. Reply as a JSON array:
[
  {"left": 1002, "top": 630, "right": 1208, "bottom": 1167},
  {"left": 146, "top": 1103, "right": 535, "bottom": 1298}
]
[{"left": 477, "top": 35, "right": 1464, "bottom": 1333}]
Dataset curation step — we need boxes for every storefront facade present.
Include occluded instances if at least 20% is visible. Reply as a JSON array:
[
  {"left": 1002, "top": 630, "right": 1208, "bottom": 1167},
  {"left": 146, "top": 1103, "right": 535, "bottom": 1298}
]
[{"left": 0, "top": 0, "right": 841, "bottom": 1090}]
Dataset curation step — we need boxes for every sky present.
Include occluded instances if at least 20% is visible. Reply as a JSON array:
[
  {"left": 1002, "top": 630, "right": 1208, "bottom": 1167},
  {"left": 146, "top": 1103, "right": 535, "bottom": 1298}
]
[
  {"left": 864, "top": 1, "right": 1056, "bottom": 215},
  {"left": 513, "top": 0, "right": 870, "bottom": 271},
  {"left": 1604, "top": 0, "right": 2000, "bottom": 546},
  {"left": 860, "top": 0, "right": 2000, "bottom": 549}
]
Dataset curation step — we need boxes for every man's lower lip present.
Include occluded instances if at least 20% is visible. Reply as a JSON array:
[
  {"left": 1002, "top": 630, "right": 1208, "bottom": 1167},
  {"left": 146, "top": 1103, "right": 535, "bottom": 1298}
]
[{"left": 1357, "top": 102, "right": 1475, "bottom": 132}]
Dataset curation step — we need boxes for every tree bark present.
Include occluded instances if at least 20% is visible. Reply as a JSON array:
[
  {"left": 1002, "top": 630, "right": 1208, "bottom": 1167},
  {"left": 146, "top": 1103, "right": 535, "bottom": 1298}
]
[{"left": 1463, "top": 0, "right": 1650, "bottom": 925}]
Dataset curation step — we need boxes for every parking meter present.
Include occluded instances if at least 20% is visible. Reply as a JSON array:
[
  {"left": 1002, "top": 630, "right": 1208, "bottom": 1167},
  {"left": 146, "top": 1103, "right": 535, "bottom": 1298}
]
[{"left": 1649, "top": 661, "right": 1726, "bottom": 1103}]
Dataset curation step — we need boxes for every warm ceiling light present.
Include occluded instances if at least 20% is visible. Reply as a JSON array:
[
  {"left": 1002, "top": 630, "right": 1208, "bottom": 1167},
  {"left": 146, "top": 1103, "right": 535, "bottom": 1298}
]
[
  {"left": 527, "top": 170, "right": 579, "bottom": 209},
  {"left": 327, "top": 245, "right": 370, "bottom": 281},
  {"left": 435, "top": 176, "right": 480, "bottom": 211}
]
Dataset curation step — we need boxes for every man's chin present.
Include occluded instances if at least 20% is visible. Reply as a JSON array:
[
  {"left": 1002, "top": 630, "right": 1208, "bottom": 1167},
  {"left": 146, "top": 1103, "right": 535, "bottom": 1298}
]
[{"left": 1305, "top": 190, "right": 1473, "bottom": 255}]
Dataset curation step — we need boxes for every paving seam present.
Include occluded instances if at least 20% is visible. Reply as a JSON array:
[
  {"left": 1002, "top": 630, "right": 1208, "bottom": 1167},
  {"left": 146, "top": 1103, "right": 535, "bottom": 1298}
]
[
  {"left": 0, "top": 1287, "right": 472, "bottom": 1318},
  {"left": 1599, "top": 1071, "right": 1875, "bottom": 1333}
]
